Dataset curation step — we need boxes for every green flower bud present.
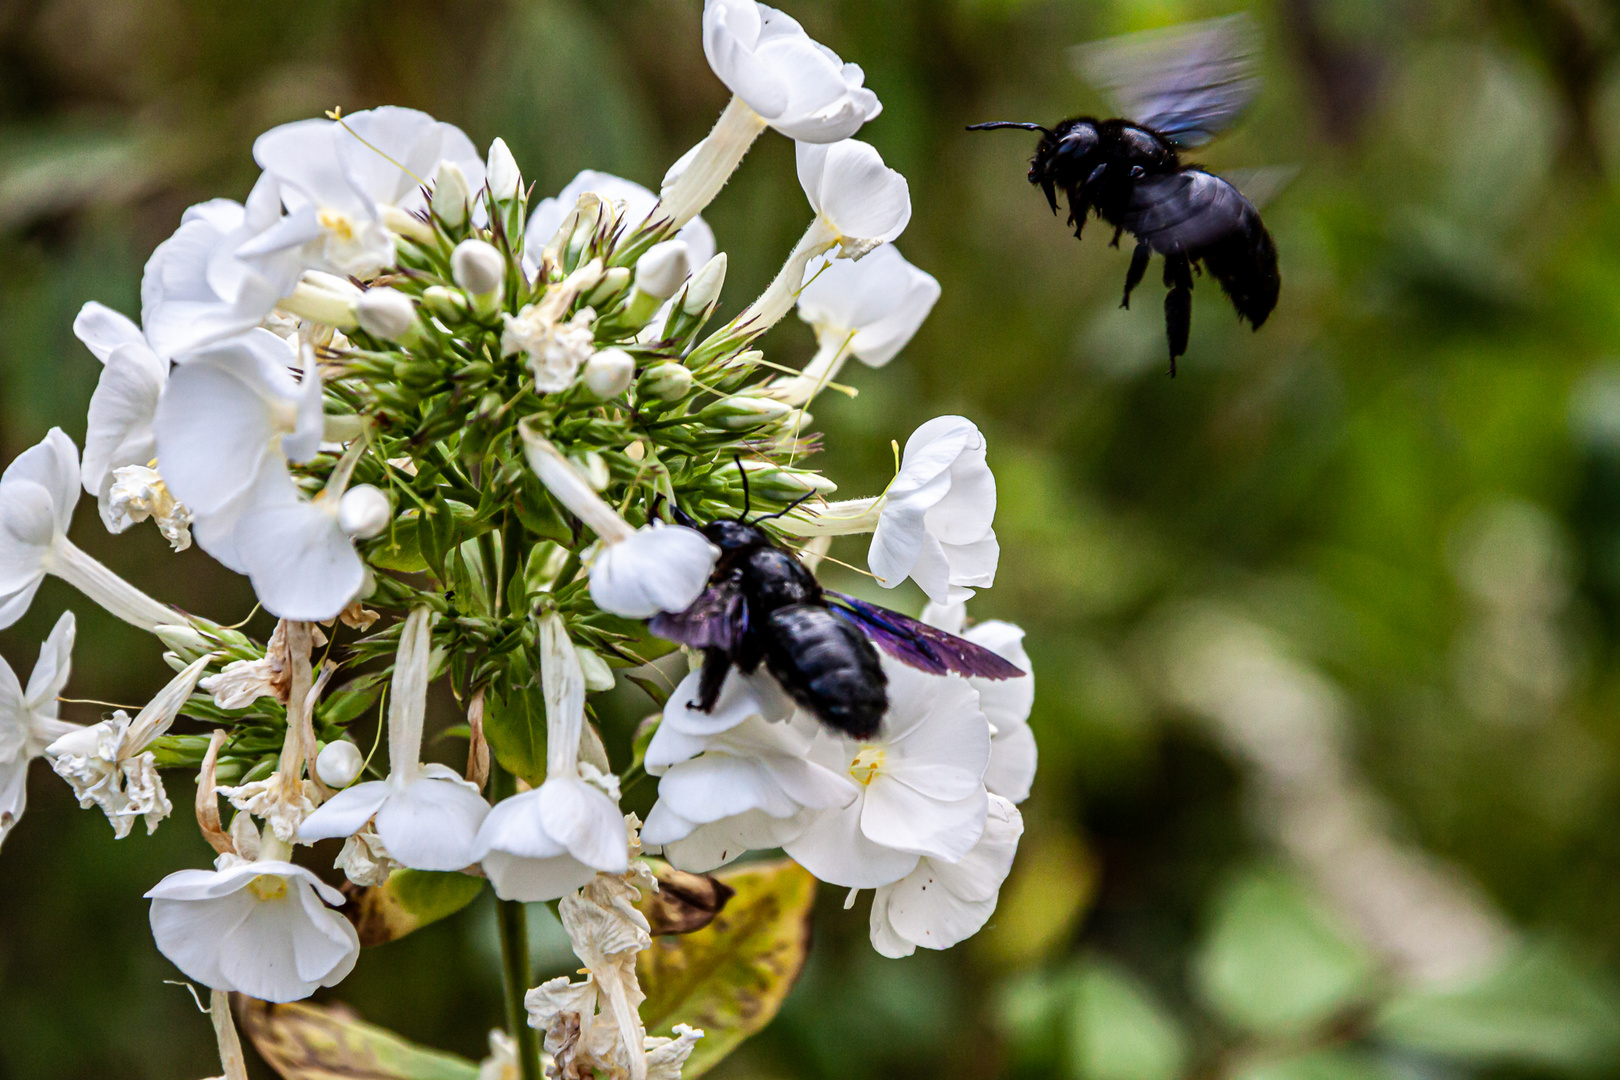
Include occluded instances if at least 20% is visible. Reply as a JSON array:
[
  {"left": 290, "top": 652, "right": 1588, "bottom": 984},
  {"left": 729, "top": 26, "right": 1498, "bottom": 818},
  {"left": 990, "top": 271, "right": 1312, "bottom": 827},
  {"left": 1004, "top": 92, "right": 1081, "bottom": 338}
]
[
  {"left": 716, "top": 459, "right": 837, "bottom": 501},
  {"left": 422, "top": 285, "right": 470, "bottom": 321},
  {"left": 697, "top": 395, "right": 793, "bottom": 431},
  {"left": 638, "top": 361, "right": 693, "bottom": 401}
]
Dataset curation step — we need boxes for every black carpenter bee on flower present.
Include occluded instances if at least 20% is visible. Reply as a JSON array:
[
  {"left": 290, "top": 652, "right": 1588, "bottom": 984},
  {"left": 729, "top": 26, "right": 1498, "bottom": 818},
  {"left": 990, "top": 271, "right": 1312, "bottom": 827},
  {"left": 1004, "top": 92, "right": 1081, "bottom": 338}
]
[
  {"left": 969, "top": 14, "right": 1282, "bottom": 375},
  {"left": 649, "top": 480, "right": 1025, "bottom": 741}
]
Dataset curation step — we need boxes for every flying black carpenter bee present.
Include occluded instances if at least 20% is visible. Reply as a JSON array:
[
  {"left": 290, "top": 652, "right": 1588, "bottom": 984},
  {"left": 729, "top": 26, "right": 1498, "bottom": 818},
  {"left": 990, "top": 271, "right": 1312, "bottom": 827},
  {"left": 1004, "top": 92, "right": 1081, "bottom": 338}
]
[
  {"left": 969, "top": 15, "right": 1281, "bottom": 375},
  {"left": 649, "top": 483, "right": 1025, "bottom": 740}
]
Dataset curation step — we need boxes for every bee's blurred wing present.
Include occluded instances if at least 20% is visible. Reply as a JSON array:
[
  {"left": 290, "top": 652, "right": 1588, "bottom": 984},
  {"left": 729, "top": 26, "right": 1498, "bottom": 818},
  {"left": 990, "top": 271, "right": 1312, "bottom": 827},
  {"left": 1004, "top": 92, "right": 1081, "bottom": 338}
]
[
  {"left": 1220, "top": 165, "right": 1299, "bottom": 209},
  {"left": 1071, "top": 14, "right": 1261, "bottom": 147},
  {"left": 649, "top": 577, "right": 748, "bottom": 652}
]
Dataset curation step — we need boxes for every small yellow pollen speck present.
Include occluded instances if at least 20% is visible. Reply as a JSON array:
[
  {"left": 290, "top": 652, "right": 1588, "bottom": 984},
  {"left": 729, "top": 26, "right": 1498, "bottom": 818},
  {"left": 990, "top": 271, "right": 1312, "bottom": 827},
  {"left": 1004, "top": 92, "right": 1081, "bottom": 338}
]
[
  {"left": 848, "top": 746, "right": 886, "bottom": 786},
  {"left": 318, "top": 208, "right": 356, "bottom": 242},
  {"left": 247, "top": 874, "right": 288, "bottom": 901}
]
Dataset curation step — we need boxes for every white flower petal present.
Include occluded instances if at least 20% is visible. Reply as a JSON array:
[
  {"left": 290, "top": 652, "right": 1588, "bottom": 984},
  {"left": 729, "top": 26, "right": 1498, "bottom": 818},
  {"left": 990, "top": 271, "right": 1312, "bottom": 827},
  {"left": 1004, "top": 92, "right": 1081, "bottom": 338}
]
[
  {"left": 782, "top": 796, "right": 920, "bottom": 888},
  {"left": 796, "top": 244, "right": 940, "bottom": 367},
  {"left": 373, "top": 773, "right": 489, "bottom": 871},
  {"left": 231, "top": 465, "right": 365, "bottom": 622},
  {"left": 536, "top": 777, "right": 628, "bottom": 872},
  {"left": 797, "top": 140, "right": 911, "bottom": 244},
  {"left": 483, "top": 849, "right": 598, "bottom": 903},
  {"left": 474, "top": 789, "right": 567, "bottom": 860},
  {"left": 589, "top": 525, "right": 718, "bottom": 619},
  {"left": 661, "top": 808, "right": 803, "bottom": 873},
  {"left": 297, "top": 780, "right": 390, "bottom": 842},
  {"left": 985, "top": 723, "right": 1037, "bottom": 804},
  {"left": 862, "top": 780, "right": 986, "bottom": 864},
  {"left": 73, "top": 302, "right": 145, "bottom": 362}
]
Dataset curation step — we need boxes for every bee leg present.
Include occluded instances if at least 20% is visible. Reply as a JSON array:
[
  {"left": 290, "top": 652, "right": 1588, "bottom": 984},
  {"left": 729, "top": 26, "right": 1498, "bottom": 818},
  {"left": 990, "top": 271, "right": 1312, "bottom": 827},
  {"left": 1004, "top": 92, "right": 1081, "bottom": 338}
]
[
  {"left": 1163, "top": 254, "right": 1194, "bottom": 376},
  {"left": 1122, "top": 242, "right": 1151, "bottom": 309},
  {"left": 692, "top": 649, "right": 733, "bottom": 712},
  {"left": 1110, "top": 226, "right": 1123, "bottom": 249}
]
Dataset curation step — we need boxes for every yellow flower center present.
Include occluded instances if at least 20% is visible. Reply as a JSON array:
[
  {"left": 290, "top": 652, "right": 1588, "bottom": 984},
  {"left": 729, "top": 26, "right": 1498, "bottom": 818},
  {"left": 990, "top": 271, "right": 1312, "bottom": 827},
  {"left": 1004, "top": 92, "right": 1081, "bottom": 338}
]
[
  {"left": 317, "top": 208, "right": 356, "bottom": 242},
  {"left": 848, "top": 746, "right": 886, "bottom": 786},
  {"left": 247, "top": 874, "right": 288, "bottom": 901}
]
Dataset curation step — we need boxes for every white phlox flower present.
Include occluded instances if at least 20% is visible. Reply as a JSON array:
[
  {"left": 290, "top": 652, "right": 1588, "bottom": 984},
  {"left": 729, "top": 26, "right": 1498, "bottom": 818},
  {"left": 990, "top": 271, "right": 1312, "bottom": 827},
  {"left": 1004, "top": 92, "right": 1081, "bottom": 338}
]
[
  {"left": 146, "top": 852, "right": 360, "bottom": 1002},
  {"left": 702, "top": 1, "right": 881, "bottom": 143},
  {"left": 868, "top": 415, "right": 999, "bottom": 604},
  {"left": 246, "top": 106, "right": 484, "bottom": 279},
  {"left": 106, "top": 465, "right": 193, "bottom": 551},
  {"left": 502, "top": 260, "right": 605, "bottom": 393},
  {"left": 0, "top": 611, "right": 79, "bottom": 848},
  {"left": 868, "top": 793, "right": 1024, "bottom": 958},
  {"left": 474, "top": 614, "right": 629, "bottom": 901},
  {"left": 795, "top": 139, "right": 911, "bottom": 260},
  {"left": 47, "top": 653, "right": 211, "bottom": 839},
  {"left": 922, "top": 601, "right": 1036, "bottom": 803},
  {"left": 782, "top": 657, "right": 990, "bottom": 888},
  {"left": 73, "top": 302, "right": 184, "bottom": 537},
  {"left": 524, "top": 171, "right": 716, "bottom": 276},
  {"left": 299, "top": 608, "right": 490, "bottom": 871},
  {"left": 641, "top": 667, "right": 857, "bottom": 873},
  {"left": 140, "top": 173, "right": 305, "bottom": 359},
  {"left": 0, "top": 428, "right": 176, "bottom": 631},
  {"left": 154, "top": 331, "right": 368, "bottom": 621},
  {"left": 520, "top": 428, "right": 718, "bottom": 619},
  {"left": 525, "top": 856, "right": 698, "bottom": 1080}
]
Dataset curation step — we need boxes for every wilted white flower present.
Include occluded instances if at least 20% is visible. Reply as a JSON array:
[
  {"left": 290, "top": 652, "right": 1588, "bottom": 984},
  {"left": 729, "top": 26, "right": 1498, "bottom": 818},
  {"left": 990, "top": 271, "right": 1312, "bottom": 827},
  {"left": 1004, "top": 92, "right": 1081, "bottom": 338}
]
[
  {"left": 219, "top": 772, "right": 319, "bottom": 845},
  {"left": 198, "top": 619, "right": 296, "bottom": 710},
  {"left": 475, "top": 614, "right": 628, "bottom": 901},
  {"left": 502, "top": 262, "right": 602, "bottom": 394},
  {"left": 642, "top": 668, "right": 856, "bottom": 872},
  {"left": 0, "top": 611, "right": 79, "bottom": 848},
  {"left": 868, "top": 415, "right": 999, "bottom": 604},
  {"left": 701, "top": 0, "right": 881, "bottom": 143},
  {"left": 923, "top": 602, "right": 1036, "bottom": 802},
  {"left": 299, "top": 608, "right": 489, "bottom": 870},
  {"left": 140, "top": 174, "right": 304, "bottom": 359},
  {"left": 869, "top": 793, "right": 1023, "bottom": 958},
  {"left": 783, "top": 658, "right": 989, "bottom": 887},
  {"left": 0, "top": 429, "right": 176, "bottom": 631},
  {"left": 246, "top": 107, "right": 484, "bottom": 279},
  {"left": 335, "top": 824, "right": 398, "bottom": 887},
  {"left": 106, "top": 465, "right": 193, "bottom": 551},
  {"left": 146, "top": 855, "right": 359, "bottom": 1002},
  {"left": 47, "top": 654, "right": 210, "bottom": 838}
]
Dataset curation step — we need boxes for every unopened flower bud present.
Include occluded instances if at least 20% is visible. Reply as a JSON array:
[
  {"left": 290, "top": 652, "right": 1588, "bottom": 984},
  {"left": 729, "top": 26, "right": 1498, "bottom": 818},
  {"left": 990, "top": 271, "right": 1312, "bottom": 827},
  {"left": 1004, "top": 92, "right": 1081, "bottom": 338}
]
[
  {"left": 638, "top": 361, "right": 693, "bottom": 401},
  {"left": 572, "top": 450, "right": 612, "bottom": 492},
  {"left": 432, "top": 161, "right": 472, "bottom": 229},
  {"left": 338, "top": 484, "right": 391, "bottom": 539},
  {"left": 636, "top": 240, "right": 692, "bottom": 301},
  {"left": 576, "top": 647, "right": 615, "bottom": 692},
  {"left": 683, "top": 253, "right": 728, "bottom": 314},
  {"left": 280, "top": 273, "right": 360, "bottom": 329},
  {"left": 487, "top": 137, "right": 522, "bottom": 202},
  {"left": 154, "top": 623, "right": 211, "bottom": 660},
  {"left": 356, "top": 287, "right": 420, "bottom": 342},
  {"left": 720, "top": 459, "right": 838, "bottom": 501},
  {"left": 586, "top": 266, "right": 632, "bottom": 308},
  {"left": 316, "top": 740, "right": 365, "bottom": 788},
  {"left": 699, "top": 395, "right": 793, "bottom": 431},
  {"left": 422, "top": 285, "right": 469, "bottom": 320},
  {"left": 452, "top": 239, "right": 505, "bottom": 297},
  {"left": 583, "top": 348, "right": 635, "bottom": 400}
]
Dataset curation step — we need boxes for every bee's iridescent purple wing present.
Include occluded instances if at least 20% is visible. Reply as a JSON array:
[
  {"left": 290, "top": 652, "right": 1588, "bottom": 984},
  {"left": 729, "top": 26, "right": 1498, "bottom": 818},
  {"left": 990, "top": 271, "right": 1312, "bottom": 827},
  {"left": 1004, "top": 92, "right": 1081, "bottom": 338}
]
[
  {"left": 648, "top": 576, "right": 748, "bottom": 652},
  {"left": 824, "top": 592, "right": 1026, "bottom": 680}
]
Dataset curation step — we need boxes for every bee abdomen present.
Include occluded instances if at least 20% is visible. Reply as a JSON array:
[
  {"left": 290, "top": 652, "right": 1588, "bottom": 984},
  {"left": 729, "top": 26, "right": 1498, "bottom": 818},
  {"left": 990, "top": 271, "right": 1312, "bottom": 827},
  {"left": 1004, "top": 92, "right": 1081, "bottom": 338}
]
[{"left": 762, "top": 605, "right": 888, "bottom": 740}]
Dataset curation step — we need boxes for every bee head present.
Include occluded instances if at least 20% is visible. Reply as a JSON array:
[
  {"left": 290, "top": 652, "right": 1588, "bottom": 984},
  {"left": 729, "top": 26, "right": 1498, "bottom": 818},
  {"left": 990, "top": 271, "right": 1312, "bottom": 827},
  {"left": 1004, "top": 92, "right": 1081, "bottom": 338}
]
[{"left": 702, "top": 519, "right": 771, "bottom": 552}]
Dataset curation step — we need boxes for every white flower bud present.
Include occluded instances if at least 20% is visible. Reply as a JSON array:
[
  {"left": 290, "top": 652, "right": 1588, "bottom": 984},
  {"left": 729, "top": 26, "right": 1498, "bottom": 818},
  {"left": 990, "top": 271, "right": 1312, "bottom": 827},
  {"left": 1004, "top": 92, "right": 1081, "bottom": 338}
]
[
  {"left": 432, "top": 161, "right": 472, "bottom": 228},
  {"left": 573, "top": 450, "right": 611, "bottom": 492},
  {"left": 582, "top": 348, "right": 635, "bottom": 400},
  {"left": 452, "top": 239, "right": 505, "bottom": 297},
  {"left": 639, "top": 361, "right": 694, "bottom": 401},
  {"left": 699, "top": 394, "right": 793, "bottom": 431},
  {"left": 338, "top": 484, "right": 392, "bottom": 539},
  {"left": 356, "top": 288, "right": 420, "bottom": 342},
  {"left": 422, "top": 285, "right": 469, "bottom": 320},
  {"left": 576, "top": 646, "right": 615, "bottom": 692},
  {"left": 635, "top": 240, "right": 692, "bottom": 301},
  {"left": 154, "top": 623, "right": 211, "bottom": 660},
  {"left": 585, "top": 266, "right": 632, "bottom": 308},
  {"left": 487, "top": 137, "right": 522, "bottom": 202},
  {"left": 316, "top": 740, "right": 365, "bottom": 788},
  {"left": 683, "top": 253, "right": 728, "bottom": 314}
]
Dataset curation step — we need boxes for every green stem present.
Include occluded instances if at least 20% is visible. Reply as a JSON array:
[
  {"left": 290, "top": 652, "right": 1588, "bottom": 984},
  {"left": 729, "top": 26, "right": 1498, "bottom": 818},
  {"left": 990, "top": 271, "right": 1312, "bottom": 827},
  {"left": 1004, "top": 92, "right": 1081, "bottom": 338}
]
[{"left": 492, "top": 765, "right": 544, "bottom": 1080}]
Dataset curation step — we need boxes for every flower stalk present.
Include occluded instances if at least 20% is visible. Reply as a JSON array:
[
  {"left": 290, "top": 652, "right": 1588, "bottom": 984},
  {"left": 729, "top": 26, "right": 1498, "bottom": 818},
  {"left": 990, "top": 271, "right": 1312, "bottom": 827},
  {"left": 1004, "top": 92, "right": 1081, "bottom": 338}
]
[{"left": 41, "top": 537, "right": 177, "bottom": 632}]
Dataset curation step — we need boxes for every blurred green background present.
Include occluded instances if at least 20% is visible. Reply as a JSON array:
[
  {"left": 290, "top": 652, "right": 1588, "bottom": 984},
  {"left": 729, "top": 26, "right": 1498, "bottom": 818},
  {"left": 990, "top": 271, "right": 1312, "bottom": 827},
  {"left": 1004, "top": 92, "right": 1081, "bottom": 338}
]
[{"left": 8, "top": 0, "right": 1620, "bottom": 1078}]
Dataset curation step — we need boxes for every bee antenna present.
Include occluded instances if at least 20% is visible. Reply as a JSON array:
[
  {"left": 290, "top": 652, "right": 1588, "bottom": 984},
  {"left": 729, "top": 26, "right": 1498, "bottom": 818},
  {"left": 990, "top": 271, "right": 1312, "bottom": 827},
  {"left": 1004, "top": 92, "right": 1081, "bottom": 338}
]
[
  {"left": 754, "top": 490, "right": 818, "bottom": 524},
  {"left": 734, "top": 454, "right": 752, "bottom": 522},
  {"left": 966, "top": 121, "right": 1055, "bottom": 136}
]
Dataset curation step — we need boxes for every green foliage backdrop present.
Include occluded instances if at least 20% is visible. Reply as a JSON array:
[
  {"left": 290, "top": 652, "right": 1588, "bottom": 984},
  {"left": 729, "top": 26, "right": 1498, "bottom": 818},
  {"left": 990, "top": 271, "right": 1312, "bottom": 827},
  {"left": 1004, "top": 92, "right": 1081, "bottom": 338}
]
[{"left": 7, "top": 0, "right": 1620, "bottom": 1078}]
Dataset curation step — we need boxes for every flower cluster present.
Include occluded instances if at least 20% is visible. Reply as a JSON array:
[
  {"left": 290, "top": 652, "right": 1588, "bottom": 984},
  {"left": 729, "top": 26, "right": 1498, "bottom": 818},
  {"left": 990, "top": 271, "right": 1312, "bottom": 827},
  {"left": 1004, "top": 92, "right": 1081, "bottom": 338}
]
[{"left": 0, "top": 1, "right": 1034, "bottom": 1074}]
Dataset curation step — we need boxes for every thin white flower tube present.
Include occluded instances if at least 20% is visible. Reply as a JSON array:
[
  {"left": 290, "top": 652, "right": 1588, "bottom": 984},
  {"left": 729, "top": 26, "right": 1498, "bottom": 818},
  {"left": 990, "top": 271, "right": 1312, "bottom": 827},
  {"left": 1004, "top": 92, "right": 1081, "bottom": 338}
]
[
  {"left": 0, "top": 428, "right": 177, "bottom": 632},
  {"left": 520, "top": 425, "right": 718, "bottom": 618},
  {"left": 299, "top": 607, "right": 490, "bottom": 870},
  {"left": 0, "top": 610, "right": 79, "bottom": 848},
  {"left": 474, "top": 614, "right": 628, "bottom": 899}
]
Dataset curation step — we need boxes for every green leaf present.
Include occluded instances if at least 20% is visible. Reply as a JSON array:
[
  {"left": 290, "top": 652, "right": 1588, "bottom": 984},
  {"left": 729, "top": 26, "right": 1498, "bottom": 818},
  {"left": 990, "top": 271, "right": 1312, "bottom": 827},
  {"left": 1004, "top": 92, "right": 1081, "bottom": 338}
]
[
  {"left": 318, "top": 671, "right": 390, "bottom": 728},
  {"left": 347, "top": 869, "right": 486, "bottom": 947},
  {"left": 235, "top": 996, "right": 479, "bottom": 1080},
  {"left": 417, "top": 491, "right": 459, "bottom": 582},
  {"left": 513, "top": 473, "right": 574, "bottom": 545},
  {"left": 639, "top": 858, "right": 817, "bottom": 1079},
  {"left": 1232, "top": 1050, "right": 1401, "bottom": 1080},
  {"left": 1372, "top": 944, "right": 1620, "bottom": 1068},
  {"left": 482, "top": 654, "right": 547, "bottom": 787},
  {"left": 364, "top": 523, "right": 428, "bottom": 573},
  {"left": 1193, "top": 870, "right": 1375, "bottom": 1037},
  {"left": 1069, "top": 961, "right": 1187, "bottom": 1080}
]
